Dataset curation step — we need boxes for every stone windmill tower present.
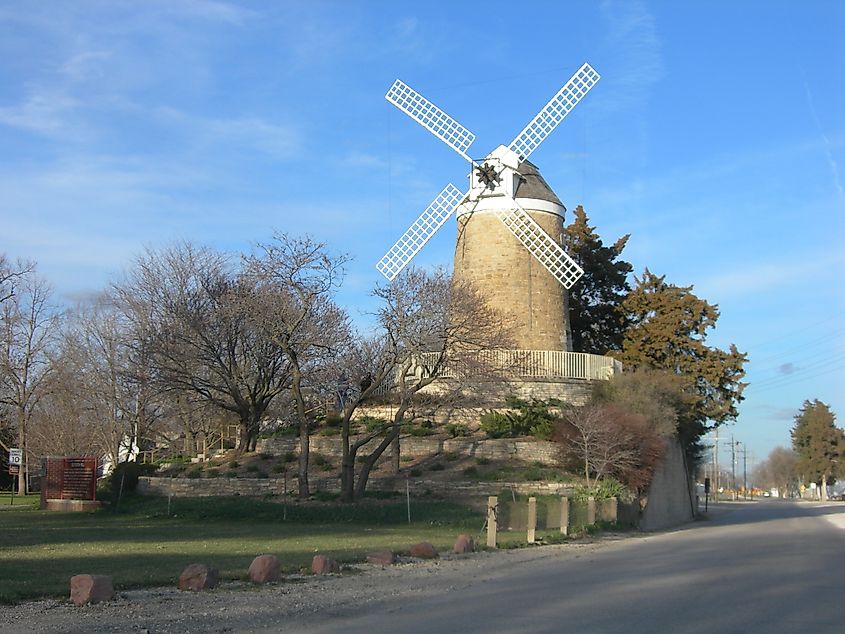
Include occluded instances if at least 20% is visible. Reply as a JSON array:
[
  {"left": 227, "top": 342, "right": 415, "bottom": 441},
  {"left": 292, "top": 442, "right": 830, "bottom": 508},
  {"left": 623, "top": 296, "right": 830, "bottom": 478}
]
[{"left": 376, "top": 63, "right": 600, "bottom": 353}]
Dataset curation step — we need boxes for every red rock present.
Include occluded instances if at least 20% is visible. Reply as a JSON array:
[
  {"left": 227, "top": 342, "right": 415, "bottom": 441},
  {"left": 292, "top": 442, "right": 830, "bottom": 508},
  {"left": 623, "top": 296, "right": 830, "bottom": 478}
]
[
  {"left": 311, "top": 554, "right": 340, "bottom": 575},
  {"left": 69, "top": 574, "right": 114, "bottom": 606},
  {"left": 178, "top": 563, "right": 219, "bottom": 591},
  {"left": 452, "top": 534, "right": 475, "bottom": 554},
  {"left": 409, "top": 542, "right": 439, "bottom": 559},
  {"left": 248, "top": 554, "right": 281, "bottom": 584},
  {"left": 366, "top": 550, "right": 395, "bottom": 566}
]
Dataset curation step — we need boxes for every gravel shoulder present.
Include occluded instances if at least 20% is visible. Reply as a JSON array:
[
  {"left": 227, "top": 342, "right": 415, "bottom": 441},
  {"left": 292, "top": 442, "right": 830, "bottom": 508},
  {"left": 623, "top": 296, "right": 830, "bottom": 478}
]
[{"left": 0, "top": 534, "right": 639, "bottom": 634}]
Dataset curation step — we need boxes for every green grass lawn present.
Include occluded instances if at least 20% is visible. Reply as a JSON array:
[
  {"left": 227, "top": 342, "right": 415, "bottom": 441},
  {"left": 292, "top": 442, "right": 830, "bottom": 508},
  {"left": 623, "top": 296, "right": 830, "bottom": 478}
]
[{"left": 0, "top": 494, "right": 494, "bottom": 604}]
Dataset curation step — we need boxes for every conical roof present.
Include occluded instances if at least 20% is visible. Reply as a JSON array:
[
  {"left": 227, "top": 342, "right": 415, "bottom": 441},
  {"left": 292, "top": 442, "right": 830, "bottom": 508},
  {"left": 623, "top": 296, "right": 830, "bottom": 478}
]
[{"left": 515, "top": 160, "right": 564, "bottom": 208}]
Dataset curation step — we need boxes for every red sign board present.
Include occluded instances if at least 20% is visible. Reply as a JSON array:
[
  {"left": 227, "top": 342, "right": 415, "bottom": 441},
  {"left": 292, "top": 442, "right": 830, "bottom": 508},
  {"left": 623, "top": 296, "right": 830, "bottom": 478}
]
[
  {"left": 8, "top": 465, "right": 19, "bottom": 475},
  {"left": 42, "top": 457, "right": 98, "bottom": 501}
]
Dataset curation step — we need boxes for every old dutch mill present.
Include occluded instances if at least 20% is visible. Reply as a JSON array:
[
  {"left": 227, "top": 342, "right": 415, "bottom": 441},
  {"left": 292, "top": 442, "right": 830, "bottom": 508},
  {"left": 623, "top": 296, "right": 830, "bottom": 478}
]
[{"left": 376, "top": 63, "right": 619, "bottom": 400}]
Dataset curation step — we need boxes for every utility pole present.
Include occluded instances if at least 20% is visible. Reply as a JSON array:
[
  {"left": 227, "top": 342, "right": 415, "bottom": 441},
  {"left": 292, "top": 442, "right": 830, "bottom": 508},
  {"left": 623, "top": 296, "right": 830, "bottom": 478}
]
[
  {"left": 715, "top": 429, "right": 720, "bottom": 499},
  {"left": 743, "top": 443, "right": 748, "bottom": 501},
  {"left": 731, "top": 435, "right": 737, "bottom": 501}
]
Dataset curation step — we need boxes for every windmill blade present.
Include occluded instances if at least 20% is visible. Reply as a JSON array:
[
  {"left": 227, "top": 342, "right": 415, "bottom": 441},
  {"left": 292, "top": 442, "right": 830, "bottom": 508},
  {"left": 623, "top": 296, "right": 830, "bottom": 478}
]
[
  {"left": 508, "top": 63, "right": 600, "bottom": 161},
  {"left": 494, "top": 203, "right": 584, "bottom": 289},
  {"left": 386, "top": 79, "right": 476, "bottom": 163},
  {"left": 376, "top": 184, "right": 466, "bottom": 281}
]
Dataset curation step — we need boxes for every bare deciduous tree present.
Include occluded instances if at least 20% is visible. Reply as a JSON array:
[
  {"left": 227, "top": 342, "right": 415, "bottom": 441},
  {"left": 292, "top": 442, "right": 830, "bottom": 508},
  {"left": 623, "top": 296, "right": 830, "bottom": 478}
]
[
  {"left": 0, "top": 267, "right": 60, "bottom": 493},
  {"left": 556, "top": 403, "right": 665, "bottom": 492},
  {"left": 244, "top": 233, "right": 351, "bottom": 498},
  {"left": 0, "top": 254, "right": 35, "bottom": 305},
  {"left": 114, "top": 242, "right": 291, "bottom": 453},
  {"left": 333, "top": 268, "right": 514, "bottom": 502}
]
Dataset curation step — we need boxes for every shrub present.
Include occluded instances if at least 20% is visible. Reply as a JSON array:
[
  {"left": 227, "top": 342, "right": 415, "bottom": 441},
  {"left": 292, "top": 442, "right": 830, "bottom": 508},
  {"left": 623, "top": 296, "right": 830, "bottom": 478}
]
[
  {"left": 463, "top": 466, "right": 480, "bottom": 478},
  {"left": 445, "top": 423, "right": 469, "bottom": 438},
  {"left": 409, "top": 468, "right": 422, "bottom": 477},
  {"left": 408, "top": 426, "right": 436, "bottom": 437},
  {"left": 428, "top": 462, "right": 445, "bottom": 471},
  {"left": 109, "top": 461, "right": 158, "bottom": 494},
  {"left": 228, "top": 460, "right": 240, "bottom": 469},
  {"left": 360, "top": 416, "right": 389, "bottom": 433},
  {"left": 479, "top": 411, "right": 519, "bottom": 438},
  {"left": 272, "top": 464, "right": 287, "bottom": 474},
  {"left": 283, "top": 451, "right": 297, "bottom": 463},
  {"left": 480, "top": 399, "right": 558, "bottom": 439},
  {"left": 313, "top": 454, "right": 330, "bottom": 467},
  {"left": 476, "top": 457, "right": 490, "bottom": 466},
  {"left": 258, "top": 452, "right": 273, "bottom": 460},
  {"left": 246, "top": 464, "right": 260, "bottom": 473}
]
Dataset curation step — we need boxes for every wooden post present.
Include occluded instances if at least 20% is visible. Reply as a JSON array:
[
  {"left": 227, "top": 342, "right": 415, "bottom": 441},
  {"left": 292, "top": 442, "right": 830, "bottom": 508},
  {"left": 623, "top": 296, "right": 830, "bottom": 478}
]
[
  {"left": 609, "top": 497, "right": 618, "bottom": 523},
  {"left": 560, "top": 495, "right": 570, "bottom": 536},
  {"left": 587, "top": 496, "right": 596, "bottom": 526},
  {"left": 527, "top": 497, "right": 537, "bottom": 543},
  {"left": 486, "top": 496, "right": 498, "bottom": 548}
]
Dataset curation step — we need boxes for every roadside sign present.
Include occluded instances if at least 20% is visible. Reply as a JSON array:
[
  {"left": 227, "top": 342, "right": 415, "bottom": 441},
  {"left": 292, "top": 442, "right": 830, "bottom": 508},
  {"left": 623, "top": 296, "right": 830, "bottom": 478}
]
[
  {"left": 8, "top": 465, "right": 19, "bottom": 475},
  {"left": 9, "top": 448, "right": 22, "bottom": 466}
]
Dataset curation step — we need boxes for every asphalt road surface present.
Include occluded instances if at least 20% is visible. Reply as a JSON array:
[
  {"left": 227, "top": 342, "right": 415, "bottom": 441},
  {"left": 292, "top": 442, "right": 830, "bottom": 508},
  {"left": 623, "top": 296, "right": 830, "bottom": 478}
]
[{"left": 284, "top": 501, "right": 845, "bottom": 634}]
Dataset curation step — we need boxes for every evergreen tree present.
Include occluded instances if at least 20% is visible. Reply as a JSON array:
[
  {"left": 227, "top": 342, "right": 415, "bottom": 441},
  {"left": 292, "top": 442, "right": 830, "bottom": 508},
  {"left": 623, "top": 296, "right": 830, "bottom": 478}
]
[
  {"left": 791, "top": 399, "right": 842, "bottom": 500},
  {"left": 617, "top": 269, "right": 747, "bottom": 463},
  {"left": 564, "top": 206, "right": 632, "bottom": 355}
]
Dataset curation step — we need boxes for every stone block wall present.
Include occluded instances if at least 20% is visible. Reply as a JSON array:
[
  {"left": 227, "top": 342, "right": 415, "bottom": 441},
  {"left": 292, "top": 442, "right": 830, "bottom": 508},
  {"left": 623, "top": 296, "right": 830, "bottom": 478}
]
[
  {"left": 454, "top": 208, "right": 570, "bottom": 351},
  {"left": 256, "top": 435, "right": 562, "bottom": 466}
]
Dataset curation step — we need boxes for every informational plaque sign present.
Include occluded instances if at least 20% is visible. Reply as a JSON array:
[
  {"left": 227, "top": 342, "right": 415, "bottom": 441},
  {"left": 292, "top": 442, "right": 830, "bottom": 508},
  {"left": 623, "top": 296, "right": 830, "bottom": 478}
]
[{"left": 42, "top": 457, "right": 98, "bottom": 501}]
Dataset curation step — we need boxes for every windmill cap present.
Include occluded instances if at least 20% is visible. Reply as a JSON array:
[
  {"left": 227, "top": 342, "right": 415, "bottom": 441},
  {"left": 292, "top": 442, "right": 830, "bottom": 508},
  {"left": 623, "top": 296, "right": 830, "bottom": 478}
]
[{"left": 515, "top": 160, "right": 564, "bottom": 210}]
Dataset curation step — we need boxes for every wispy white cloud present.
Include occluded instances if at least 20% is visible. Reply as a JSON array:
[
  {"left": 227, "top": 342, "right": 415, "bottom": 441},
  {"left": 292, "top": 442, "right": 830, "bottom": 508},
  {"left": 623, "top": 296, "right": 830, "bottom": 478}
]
[
  {"left": 154, "top": 107, "right": 301, "bottom": 161},
  {"left": 598, "top": 0, "right": 664, "bottom": 110},
  {"left": 695, "top": 247, "right": 845, "bottom": 299},
  {"left": 803, "top": 79, "right": 845, "bottom": 204},
  {"left": 0, "top": 92, "right": 80, "bottom": 136}
]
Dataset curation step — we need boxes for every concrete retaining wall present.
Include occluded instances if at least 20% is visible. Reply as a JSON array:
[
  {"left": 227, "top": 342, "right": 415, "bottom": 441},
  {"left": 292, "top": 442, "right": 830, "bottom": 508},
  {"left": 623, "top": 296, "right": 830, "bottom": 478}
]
[{"left": 640, "top": 438, "right": 695, "bottom": 531}]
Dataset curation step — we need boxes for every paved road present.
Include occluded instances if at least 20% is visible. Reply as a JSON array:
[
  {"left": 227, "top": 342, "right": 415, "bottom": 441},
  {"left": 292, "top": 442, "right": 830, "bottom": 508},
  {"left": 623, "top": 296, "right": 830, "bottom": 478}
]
[{"left": 286, "top": 501, "right": 845, "bottom": 634}]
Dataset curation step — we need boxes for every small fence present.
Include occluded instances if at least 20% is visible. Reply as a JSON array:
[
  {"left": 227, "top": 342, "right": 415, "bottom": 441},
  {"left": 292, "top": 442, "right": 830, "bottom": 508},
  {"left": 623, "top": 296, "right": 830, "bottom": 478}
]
[
  {"left": 485, "top": 494, "right": 639, "bottom": 545},
  {"left": 418, "top": 349, "right": 622, "bottom": 382}
]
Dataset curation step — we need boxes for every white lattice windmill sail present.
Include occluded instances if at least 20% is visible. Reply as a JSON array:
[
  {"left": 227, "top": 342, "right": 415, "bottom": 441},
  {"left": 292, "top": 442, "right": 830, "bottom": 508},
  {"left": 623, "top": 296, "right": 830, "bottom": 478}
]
[
  {"left": 376, "top": 184, "right": 466, "bottom": 281},
  {"left": 495, "top": 203, "right": 584, "bottom": 289},
  {"left": 508, "top": 63, "right": 600, "bottom": 161},
  {"left": 386, "top": 79, "right": 476, "bottom": 163},
  {"left": 376, "top": 63, "right": 599, "bottom": 286}
]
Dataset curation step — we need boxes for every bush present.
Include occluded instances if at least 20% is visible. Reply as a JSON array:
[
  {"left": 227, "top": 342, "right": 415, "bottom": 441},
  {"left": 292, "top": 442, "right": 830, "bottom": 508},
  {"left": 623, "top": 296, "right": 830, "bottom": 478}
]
[
  {"left": 186, "top": 468, "right": 202, "bottom": 479},
  {"left": 428, "top": 462, "right": 445, "bottom": 471},
  {"left": 409, "top": 468, "right": 422, "bottom": 477},
  {"left": 480, "top": 399, "right": 558, "bottom": 439},
  {"left": 228, "top": 460, "right": 240, "bottom": 469},
  {"left": 479, "top": 411, "right": 520, "bottom": 438},
  {"left": 408, "top": 426, "right": 436, "bottom": 437},
  {"left": 445, "top": 423, "right": 469, "bottom": 438},
  {"left": 109, "top": 462, "right": 158, "bottom": 494},
  {"left": 283, "top": 452, "right": 297, "bottom": 463},
  {"left": 463, "top": 466, "right": 480, "bottom": 478}
]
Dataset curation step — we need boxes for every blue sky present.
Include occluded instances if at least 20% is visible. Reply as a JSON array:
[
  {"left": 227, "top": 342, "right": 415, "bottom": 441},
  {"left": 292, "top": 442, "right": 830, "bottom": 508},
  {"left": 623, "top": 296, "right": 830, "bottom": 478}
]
[{"left": 1, "top": 1, "right": 843, "bottom": 467}]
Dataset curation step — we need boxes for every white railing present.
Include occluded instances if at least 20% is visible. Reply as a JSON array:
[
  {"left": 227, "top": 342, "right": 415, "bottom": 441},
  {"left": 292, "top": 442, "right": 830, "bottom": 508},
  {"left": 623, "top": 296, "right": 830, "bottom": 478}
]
[{"left": 417, "top": 349, "right": 622, "bottom": 381}]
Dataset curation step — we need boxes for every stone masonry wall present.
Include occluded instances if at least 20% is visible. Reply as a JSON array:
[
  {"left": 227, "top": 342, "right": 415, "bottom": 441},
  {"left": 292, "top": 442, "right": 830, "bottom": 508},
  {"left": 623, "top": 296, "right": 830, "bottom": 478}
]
[
  {"left": 136, "top": 475, "right": 577, "bottom": 499},
  {"left": 454, "top": 208, "right": 570, "bottom": 351},
  {"left": 255, "top": 436, "right": 562, "bottom": 465}
]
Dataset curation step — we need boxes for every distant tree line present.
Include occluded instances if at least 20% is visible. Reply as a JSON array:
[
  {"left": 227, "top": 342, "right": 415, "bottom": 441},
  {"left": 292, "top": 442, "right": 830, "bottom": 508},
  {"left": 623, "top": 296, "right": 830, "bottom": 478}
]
[{"left": 752, "top": 399, "right": 841, "bottom": 500}]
